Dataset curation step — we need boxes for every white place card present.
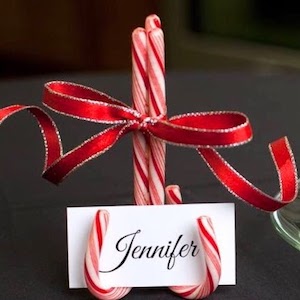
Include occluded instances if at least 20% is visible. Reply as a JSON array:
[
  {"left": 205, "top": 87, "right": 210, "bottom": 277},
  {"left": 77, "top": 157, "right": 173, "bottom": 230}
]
[{"left": 67, "top": 203, "right": 235, "bottom": 288}]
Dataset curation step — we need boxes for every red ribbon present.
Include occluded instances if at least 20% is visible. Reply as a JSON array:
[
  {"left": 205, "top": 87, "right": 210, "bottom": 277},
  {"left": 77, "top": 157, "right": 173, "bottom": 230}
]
[{"left": 0, "top": 81, "right": 297, "bottom": 211}]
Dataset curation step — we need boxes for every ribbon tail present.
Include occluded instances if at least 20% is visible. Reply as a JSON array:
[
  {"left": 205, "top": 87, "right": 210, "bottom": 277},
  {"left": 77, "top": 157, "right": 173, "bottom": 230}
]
[
  {"left": 198, "top": 137, "right": 298, "bottom": 212},
  {"left": 43, "top": 124, "right": 131, "bottom": 184},
  {"left": 0, "top": 105, "right": 62, "bottom": 171}
]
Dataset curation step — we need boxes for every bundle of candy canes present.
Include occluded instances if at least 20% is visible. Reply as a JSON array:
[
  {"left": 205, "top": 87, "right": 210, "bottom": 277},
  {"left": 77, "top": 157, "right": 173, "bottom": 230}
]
[
  {"left": 85, "top": 15, "right": 221, "bottom": 300},
  {"left": 0, "top": 14, "right": 298, "bottom": 300}
]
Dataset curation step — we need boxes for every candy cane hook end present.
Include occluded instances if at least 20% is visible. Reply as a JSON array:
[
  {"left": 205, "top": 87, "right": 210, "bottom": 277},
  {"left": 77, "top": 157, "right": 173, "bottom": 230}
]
[
  {"left": 84, "top": 210, "right": 131, "bottom": 300},
  {"left": 166, "top": 186, "right": 222, "bottom": 299}
]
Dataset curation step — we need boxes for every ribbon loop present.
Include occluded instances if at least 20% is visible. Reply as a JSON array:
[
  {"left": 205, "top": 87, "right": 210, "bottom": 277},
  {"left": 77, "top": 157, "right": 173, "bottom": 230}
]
[
  {"left": 43, "top": 82, "right": 253, "bottom": 148},
  {"left": 44, "top": 81, "right": 140, "bottom": 124},
  {"left": 148, "top": 112, "right": 253, "bottom": 148}
]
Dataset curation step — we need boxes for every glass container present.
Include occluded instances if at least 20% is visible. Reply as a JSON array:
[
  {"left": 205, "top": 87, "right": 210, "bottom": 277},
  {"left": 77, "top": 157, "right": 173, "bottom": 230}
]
[{"left": 271, "top": 179, "right": 300, "bottom": 250}]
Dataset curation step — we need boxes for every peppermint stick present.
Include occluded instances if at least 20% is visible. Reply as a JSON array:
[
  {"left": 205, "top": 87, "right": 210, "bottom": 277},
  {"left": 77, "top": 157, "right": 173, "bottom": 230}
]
[
  {"left": 166, "top": 186, "right": 221, "bottom": 299},
  {"left": 145, "top": 15, "right": 167, "bottom": 205},
  {"left": 132, "top": 28, "right": 150, "bottom": 206}
]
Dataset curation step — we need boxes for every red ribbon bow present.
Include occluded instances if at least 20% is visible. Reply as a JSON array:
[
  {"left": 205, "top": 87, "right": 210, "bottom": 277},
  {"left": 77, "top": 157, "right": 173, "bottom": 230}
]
[{"left": 0, "top": 81, "right": 297, "bottom": 211}]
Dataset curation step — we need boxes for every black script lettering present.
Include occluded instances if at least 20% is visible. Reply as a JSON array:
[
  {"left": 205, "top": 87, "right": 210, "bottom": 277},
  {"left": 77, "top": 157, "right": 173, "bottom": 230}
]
[
  {"left": 100, "top": 230, "right": 201, "bottom": 273},
  {"left": 191, "top": 240, "right": 200, "bottom": 257},
  {"left": 139, "top": 246, "right": 153, "bottom": 258},
  {"left": 164, "top": 241, "right": 172, "bottom": 258},
  {"left": 134, "top": 241, "right": 173, "bottom": 259},
  {"left": 167, "top": 237, "right": 200, "bottom": 270},
  {"left": 150, "top": 243, "right": 172, "bottom": 258},
  {"left": 167, "top": 235, "right": 183, "bottom": 270},
  {"left": 131, "top": 245, "right": 142, "bottom": 258},
  {"left": 178, "top": 244, "right": 190, "bottom": 257},
  {"left": 100, "top": 229, "right": 141, "bottom": 273}
]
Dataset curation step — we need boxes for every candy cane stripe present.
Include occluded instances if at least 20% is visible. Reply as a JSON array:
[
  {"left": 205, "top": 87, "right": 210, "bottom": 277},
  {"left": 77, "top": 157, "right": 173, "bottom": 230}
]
[
  {"left": 132, "top": 28, "right": 150, "bottom": 206},
  {"left": 149, "top": 142, "right": 164, "bottom": 184},
  {"left": 84, "top": 210, "right": 131, "bottom": 300},
  {"left": 198, "top": 220, "right": 220, "bottom": 257},
  {"left": 146, "top": 16, "right": 166, "bottom": 207},
  {"left": 149, "top": 31, "right": 165, "bottom": 74}
]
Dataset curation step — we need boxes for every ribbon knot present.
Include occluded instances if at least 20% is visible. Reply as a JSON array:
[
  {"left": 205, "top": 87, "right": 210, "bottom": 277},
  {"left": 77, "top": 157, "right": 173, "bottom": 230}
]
[
  {"left": 137, "top": 115, "right": 161, "bottom": 132},
  {"left": 138, "top": 116, "right": 152, "bottom": 131}
]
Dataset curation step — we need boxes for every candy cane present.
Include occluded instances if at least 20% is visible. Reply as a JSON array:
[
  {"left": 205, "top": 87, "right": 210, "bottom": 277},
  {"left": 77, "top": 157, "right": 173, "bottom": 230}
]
[
  {"left": 132, "top": 27, "right": 151, "bottom": 206},
  {"left": 145, "top": 15, "right": 167, "bottom": 205},
  {"left": 146, "top": 15, "right": 221, "bottom": 298},
  {"left": 84, "top": 210, "right": 131, "bottom": 300},
  {"left": 166, "top": 186, "right": 222, "bottom": 299}
]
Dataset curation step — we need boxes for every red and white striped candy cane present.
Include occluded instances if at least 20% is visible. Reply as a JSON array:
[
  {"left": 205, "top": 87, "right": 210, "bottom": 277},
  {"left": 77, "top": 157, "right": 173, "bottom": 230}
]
[
  {"left": 166, "top": 186, "right": 222, "bottom": 299},
  {"left": 145, "top": 15, "right": 167, "bottom": 206},
  {"left": 84, "top": 210, "right": 131, "bottom": 300},
  {"left": 145, "top": 14, "right": 161, "bottom": 30},
  {"left": 132, "top": 27, "right": 151, "bottom": 206}
]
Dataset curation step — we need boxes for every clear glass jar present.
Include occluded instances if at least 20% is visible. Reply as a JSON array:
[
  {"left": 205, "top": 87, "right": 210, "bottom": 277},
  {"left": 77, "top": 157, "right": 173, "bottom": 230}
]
[{"left": 271, "top": 180, "right": 300, "bottom": 250}]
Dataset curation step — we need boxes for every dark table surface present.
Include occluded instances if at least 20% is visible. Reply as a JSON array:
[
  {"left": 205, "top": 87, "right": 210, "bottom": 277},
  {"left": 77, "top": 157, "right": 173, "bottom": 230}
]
[{"left": 0, "top": 71, "right": 300, "bottom": 299}]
